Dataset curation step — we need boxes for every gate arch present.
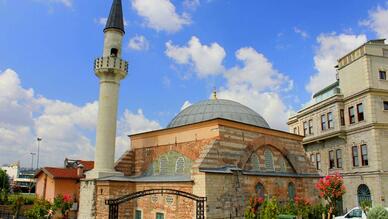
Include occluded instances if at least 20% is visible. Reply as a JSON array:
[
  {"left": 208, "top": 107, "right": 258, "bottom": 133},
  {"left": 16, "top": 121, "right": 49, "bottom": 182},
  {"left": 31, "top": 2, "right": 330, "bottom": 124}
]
[{"left": 105, "top": 189, "right": 207, "bottom": 219}]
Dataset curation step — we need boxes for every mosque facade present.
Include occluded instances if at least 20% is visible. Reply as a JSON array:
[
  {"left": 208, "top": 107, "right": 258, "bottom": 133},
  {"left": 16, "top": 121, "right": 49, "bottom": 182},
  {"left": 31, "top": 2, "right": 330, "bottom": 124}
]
[{"left": 78, "top": 0, "right": 321, "bottom": 218}]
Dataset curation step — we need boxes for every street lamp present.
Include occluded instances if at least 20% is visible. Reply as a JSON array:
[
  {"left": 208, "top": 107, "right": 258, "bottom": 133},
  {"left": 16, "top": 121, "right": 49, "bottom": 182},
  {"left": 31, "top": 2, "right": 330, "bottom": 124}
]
[
  {"left": 36, "top": 137, "right": 42, "bottom": 169},
  {"left": 30, "top": 153, "right": 36, "bottom": 171}
]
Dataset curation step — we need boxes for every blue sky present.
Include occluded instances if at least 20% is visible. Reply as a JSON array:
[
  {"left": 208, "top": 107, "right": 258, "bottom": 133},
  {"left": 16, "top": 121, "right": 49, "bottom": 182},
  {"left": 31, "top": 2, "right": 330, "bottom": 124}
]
[{"left": 1, "top": 0, "right": 388, "bottom": 167}]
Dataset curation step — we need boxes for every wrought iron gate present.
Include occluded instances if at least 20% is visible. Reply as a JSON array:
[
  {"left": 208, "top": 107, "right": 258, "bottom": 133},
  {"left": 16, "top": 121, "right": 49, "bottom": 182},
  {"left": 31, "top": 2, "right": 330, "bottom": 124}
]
[{"left": 105, "top": 189, "right": 207, "bottom": 219}]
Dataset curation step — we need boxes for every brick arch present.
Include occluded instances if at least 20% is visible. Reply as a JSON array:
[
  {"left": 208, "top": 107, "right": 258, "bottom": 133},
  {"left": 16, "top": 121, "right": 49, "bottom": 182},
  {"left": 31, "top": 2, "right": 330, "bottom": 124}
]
[{"left": 240, "top": 139, "right": 297, "bottom": 173}]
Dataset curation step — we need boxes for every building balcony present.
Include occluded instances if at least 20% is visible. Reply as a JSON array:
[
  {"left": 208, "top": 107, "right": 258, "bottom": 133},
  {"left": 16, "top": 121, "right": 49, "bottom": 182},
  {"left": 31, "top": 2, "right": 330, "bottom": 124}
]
[{"left": 94, "top": 56, "right": 128, "bottom": 77}]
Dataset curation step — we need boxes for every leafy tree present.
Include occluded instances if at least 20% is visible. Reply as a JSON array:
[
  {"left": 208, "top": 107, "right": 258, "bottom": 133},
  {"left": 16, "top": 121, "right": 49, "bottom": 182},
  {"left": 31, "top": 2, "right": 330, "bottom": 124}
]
[
  {"left": 315, "top": 172, "right": 346, "bottom": 218},
  {"left": 0, "top": 169, "right": 10, "bottom": 191}
]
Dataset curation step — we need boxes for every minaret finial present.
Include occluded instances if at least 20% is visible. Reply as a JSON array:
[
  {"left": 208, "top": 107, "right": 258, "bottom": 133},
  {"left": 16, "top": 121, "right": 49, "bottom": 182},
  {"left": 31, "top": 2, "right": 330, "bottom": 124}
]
[
  {"left": 104, "top": 0, "right": 125, "bottom": 33},
  {"left": 212, "top": 87, "right": 218, "bottom": 100}
]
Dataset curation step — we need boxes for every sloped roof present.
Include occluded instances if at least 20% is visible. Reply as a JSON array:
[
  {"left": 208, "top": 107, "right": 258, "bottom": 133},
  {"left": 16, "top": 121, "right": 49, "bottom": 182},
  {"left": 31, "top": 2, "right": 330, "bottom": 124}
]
[
  {"left": 35, "top": 161, "right": 94, "bottom": 179},
  {"left": 104, "top": 0, "right": 125, "bottom": 33}
]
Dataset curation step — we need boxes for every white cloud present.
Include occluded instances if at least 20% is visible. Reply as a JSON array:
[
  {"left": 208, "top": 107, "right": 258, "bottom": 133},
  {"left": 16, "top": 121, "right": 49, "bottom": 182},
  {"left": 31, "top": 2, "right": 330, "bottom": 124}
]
[
  {"left": 132, "top": 0, "right": 191, "bottom": 33},
  {"left": 183, "top": 0, "right": 200, "bottom": 10},
  {"left": 165, "top": 36, "right": 226, "bottom": 77},
  {"left": 217, "top": 87, "right": 291, "bottom": 130},
  {"left": 361, "top": 4, "right": 388, "bottom": 39},
  {"left": 294, "top": 27, "right": 309, "bottom": 39},
  {"left": 115, "top": 109, "right": 161, "bottom": 158},
  {"left": 180, "top": 100, "right": 192, "bottom": 111},
  {"left": 128, "top": 35, "right": 150, "bottom": 51},
  {"left": 165, "top": 37, "right": 293, "bottom": 130},
  {"left": 306, "top": 33, "right": 367, "bottom": 95},
  {"left": 96, "top": 17, "right": 108, "bottom": 26},
  {"left": 225, "top": 47, "right": 292, "bottom": 92},
  {"left": 0, "top": 69, "right": 160, "bottom": 167},
  {"left": 219, "top": 48, "right": 293, "bottom": 130}
]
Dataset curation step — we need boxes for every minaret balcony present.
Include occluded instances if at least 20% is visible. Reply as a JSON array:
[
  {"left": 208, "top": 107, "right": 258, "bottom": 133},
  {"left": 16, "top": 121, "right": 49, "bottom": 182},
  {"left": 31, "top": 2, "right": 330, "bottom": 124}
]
[{"left": 94, "top": 56, "right": 129, "bottom": 76}]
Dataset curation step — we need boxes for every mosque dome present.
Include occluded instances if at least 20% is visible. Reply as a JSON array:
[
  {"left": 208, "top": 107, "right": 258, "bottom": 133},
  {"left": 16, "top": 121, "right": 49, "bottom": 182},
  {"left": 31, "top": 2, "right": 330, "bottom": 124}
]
[{"left": 167, "top": 98, "right": 270, "bottom": 129}]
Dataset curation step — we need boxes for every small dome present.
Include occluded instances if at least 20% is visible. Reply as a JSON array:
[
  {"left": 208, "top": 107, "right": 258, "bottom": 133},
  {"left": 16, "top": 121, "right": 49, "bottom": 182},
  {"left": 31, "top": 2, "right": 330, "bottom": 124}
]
[{"left": 167, "top": 99, "right": 270, "bottom": 128}]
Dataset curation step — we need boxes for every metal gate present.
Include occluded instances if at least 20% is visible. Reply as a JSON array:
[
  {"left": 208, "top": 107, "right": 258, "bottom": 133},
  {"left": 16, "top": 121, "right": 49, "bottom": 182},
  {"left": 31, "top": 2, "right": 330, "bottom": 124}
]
[{"left": 105, "top": 188, "right": 207, "bottom": 219}]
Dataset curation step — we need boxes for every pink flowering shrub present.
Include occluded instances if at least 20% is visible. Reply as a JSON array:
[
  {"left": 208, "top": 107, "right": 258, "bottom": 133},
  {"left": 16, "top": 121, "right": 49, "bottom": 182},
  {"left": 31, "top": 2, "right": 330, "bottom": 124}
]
[{"left": 315, "top": 172, "right": 346, "bottom": 216}]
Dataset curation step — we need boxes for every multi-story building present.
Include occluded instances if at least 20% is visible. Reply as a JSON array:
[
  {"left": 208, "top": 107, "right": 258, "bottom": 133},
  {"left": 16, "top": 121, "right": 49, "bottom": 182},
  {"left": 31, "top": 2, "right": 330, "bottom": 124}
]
[{"left": 288, "top": 39, "right": 388, "bottom": 211}]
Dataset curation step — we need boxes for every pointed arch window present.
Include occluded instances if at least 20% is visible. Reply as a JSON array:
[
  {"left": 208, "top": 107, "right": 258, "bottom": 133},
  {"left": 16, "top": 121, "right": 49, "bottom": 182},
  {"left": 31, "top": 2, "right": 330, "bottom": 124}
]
[
  {"left": 255, "top": 183, "right": 265, "bottom": 198},
  {"left": 175, "top": 157, "right": 185, "bottom": 175},
  {"left": 288, "top": 182, "right": 296, "bottom": 200},
  {"left": 264, "top": 149, "right": 274, "bottom": 171},
  {"left": 250, "top": 154, "right": 260, "bottom": 171}
]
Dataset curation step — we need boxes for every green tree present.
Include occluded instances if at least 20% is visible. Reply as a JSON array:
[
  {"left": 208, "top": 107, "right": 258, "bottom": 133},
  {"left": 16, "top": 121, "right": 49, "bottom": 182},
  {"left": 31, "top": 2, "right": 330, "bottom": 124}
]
[{"left": 0, "top": 169, "right": 10, "bottom": 191}]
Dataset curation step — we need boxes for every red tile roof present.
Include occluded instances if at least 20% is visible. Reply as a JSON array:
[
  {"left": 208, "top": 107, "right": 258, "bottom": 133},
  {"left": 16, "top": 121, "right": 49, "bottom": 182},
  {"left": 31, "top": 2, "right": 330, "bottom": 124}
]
[
  {"left": 34, "top": 161, "right": 94, "bottom": 179},
  {"left": 79, "top": 160, "right": 94, "bottom": 171}
]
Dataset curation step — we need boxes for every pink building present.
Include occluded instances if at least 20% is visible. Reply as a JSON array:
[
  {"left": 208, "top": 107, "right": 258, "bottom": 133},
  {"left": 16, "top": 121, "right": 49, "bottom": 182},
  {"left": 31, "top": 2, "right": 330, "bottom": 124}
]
[{"left": 35, "top": 160, "right": 94, "bottom": 203}]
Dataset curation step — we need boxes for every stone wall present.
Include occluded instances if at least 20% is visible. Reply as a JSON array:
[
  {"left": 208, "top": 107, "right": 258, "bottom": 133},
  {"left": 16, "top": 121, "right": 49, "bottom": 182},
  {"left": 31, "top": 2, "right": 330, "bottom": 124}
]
[
  {"left": 205, "top": 173, "right": 320, "bottom": 219},
  {"left": 95, "top": 181, "right": 194, "bottom": 219}
]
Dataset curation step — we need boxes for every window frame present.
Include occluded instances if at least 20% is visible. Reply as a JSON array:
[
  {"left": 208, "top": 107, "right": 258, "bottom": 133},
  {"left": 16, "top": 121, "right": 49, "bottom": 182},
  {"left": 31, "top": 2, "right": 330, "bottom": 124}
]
[
  {"left": 357, "top": 103, "right": 364, "bottom": 122},
  {"left": 303, "top": 121, "right": 308, "bottom": 136},
  {"left": 340, "top": 109, "right": 345, "bottom": 126},
  {"left": 384, "top": 101, "right": 388, "bottom": 111},
  {"left": 321, "top": 115, "right": 327, "bottom": 130},
  {"left": 308, "top": 119, "right": 313, "bottom": 135},
  {"left": 336, "top": 149, "right": 342, "bottom": 169},
  {"left": 135, "top": 209, "right": 142, "bottom": 219},
  {"left": 349, "top": 106, "right": 355, "bottom": 124},
  {"left": 310, "top": 154, "right": 315, "bottom": 163},
  {"left": 361, "top": 144, "right": 368, "bottom": 166},
  {"left": 352, "top": 146, "right": 359, "bottom": 167},
  {"left": 379, "top": 70, "right": 387, "bottom": 80},
  {"left": 316, "top": 153, "right": 321, "bottom": 170},
  {"left": 156, "top": 212, "right": 164, "bottom": 219},
  {"left": 329, "top": 150, "right": 335, "bottom": 169},
  {"left": 327, "top": 112, "right": 334, "bottom": 129}
]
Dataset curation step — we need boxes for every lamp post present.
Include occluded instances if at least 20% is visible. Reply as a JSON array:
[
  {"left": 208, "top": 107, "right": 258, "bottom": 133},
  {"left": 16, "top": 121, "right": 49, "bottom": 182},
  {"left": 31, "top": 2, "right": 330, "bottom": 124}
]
[
  {"left": 30, "top": 153, "right": 36, "bottom": 171},
  {"left": 36, "top": 137, "right": 42, "bottom": 170}
]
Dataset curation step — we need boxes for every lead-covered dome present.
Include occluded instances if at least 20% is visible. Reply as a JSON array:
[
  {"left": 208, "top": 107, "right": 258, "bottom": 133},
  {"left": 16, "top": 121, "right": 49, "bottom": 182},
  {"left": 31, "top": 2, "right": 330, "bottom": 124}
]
[{"left": 167, "top": 99, "right": 270, "bottom": 129}]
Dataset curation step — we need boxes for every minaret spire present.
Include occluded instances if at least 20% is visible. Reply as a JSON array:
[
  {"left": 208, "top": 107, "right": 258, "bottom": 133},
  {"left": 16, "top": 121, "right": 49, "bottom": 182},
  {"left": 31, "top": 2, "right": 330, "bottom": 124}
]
[
  {"left": 86, "top": 0, "right": 128, "bottom": 179},
  {"left": 104, "top": 0, "right": 125, "bottom": 33}
]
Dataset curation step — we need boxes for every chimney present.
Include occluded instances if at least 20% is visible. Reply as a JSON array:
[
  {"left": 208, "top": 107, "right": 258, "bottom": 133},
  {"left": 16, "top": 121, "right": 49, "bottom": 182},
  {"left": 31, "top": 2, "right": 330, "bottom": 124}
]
[{"left": 77, "top": 164, "right": 84, "bottom": 177}]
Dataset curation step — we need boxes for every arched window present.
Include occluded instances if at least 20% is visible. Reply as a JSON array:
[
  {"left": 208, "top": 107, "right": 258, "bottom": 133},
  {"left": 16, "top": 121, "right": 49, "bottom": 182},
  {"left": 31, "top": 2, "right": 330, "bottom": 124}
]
[
  {"left": 256, "top": 183, "right": 265, "bottom": 198},
  {"left": 288, "top": 182, "right": 296, "bottom": 200},
  {"left": 280, "top": 158, "right": 286, "bottom": 172},
  {"left": 357, "top": 184, "right": 371, "bottom": 205},
  {"left": 264, "top": 149, "right": 274, "bottom": 171},
  {"left": 110, "top": 48, "right": 118, "bottom": 57},
  {"left": 159, "top": 156, "right": 168, "bottom": 175},
  {"left": 175, "top": 157, "right": 185, "bottom": 175},
  {"left": 250, "top": 154, "right": 260, "bottom": 171}
]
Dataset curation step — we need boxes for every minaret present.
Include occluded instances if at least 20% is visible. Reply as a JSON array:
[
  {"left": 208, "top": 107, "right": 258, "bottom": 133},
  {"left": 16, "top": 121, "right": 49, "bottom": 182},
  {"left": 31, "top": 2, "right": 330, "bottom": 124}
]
[{"left": 87, "top": 0, "right": 128, "bottom": 179}]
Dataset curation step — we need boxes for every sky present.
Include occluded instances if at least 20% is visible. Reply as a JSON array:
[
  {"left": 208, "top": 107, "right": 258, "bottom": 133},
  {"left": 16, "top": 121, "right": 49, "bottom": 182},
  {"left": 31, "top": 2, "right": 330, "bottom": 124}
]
[{"left": 1, "top": 0, "right": 388, "bottom": 167}]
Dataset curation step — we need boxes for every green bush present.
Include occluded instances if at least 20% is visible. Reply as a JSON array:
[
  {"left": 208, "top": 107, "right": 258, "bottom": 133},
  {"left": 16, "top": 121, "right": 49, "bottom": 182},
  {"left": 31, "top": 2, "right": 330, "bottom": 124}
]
[
  {"left": 260, "top": 197, "right": 280, "bottom": 219},
  {"left": 8, "top": 194, "right": 35, "bottom": 205},
  {"left": 368, "top": 206, "right": 388, "bottom": 219},
  {"left": 25, "top": 198, "right": 52, "bottom": 219}
]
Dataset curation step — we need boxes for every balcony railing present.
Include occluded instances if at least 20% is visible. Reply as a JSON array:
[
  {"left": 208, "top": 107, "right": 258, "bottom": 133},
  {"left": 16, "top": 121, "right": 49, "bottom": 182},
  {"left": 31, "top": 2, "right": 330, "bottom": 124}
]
[{"left": 94, "top": 56, "right": 128, "bottom": 73}]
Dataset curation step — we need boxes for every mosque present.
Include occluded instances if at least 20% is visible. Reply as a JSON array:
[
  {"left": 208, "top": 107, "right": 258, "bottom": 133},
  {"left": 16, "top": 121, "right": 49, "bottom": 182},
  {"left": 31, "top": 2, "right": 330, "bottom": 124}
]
[{"left": 78, "top": 0, "right": 320, "bottom": 218}]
